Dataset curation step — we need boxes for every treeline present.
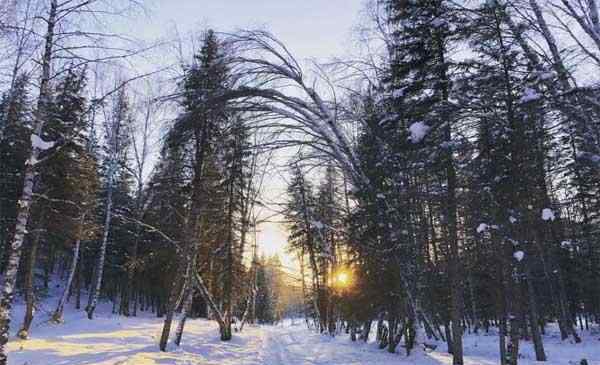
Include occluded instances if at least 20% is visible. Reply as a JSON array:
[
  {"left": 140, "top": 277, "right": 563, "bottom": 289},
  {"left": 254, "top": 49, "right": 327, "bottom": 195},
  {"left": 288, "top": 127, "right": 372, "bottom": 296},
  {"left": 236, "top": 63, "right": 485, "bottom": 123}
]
[
  {"left": 0, "top": 22, "right": 283, "bottom": 346},
  {"left": 0, "top": 1, "right": 289, "bottom": 363},
  {"left": 281, "top": 0, "right": 600, "bottom": 364},
  {"left": 0, "top": 0, "right": 600, "bottom": 365}
]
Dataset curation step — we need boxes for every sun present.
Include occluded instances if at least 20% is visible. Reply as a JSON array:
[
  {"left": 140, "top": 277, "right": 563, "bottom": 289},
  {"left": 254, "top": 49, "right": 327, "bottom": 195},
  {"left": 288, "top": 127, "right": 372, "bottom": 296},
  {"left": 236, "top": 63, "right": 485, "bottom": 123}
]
[
  {"left": 334, "top": 269, "right": 353, "bottom": 289},
  {"left": 337, "top": 272, "right": 349, "bottom": 285}
]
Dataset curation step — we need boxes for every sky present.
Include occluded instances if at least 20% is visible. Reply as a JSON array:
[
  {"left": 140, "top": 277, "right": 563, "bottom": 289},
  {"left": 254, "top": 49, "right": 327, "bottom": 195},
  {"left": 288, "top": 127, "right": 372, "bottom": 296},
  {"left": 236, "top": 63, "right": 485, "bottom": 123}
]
[
  {"left": 143, "top": 0, "right": 363, "bottom": 60},
  {"left": 137, "top": 0, "right": 365, "bottom": 264}
]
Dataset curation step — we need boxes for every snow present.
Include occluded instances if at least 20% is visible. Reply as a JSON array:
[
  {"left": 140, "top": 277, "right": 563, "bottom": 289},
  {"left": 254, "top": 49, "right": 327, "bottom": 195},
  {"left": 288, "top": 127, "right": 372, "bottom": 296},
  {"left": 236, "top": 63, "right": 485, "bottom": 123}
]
[
  {"left": 311, "top": 220, "right": 324, "bottom": 229},
  {"left": 513, "top": 250, "right": 525, "bottom": 262},
  {"left": 391, "top": 88, "right": 405, "bottom": 98},
  {"left": 25, "top": 155, "right": 38, "bottom": 166},
  {"left": 542, "top": 208, "right": 555, "bottom": 221},
  {"left": 431, "top": 18, "right": 447, "bottom": 28},
  {"left": 519, "top": 87, "right": 542, "bottom": 103},
  {"left": 577, "top": 151, "right": 600, "bottom": 165},
  {"left": 6, "top": 300, "right": 600, "bottom": 365},
  {"left": 538, "top": 71, "right": 555, "bottom": 80},
  {"left": 408, "top": 122, "right": 430, "bottom": 143},
  {"left": 379, "top": 114, "right": 398, "bottom": 125},
  {"left": 561, "top": 240, "right": 572, "bottom": 248},
  {"left": 476, "top": 223, "right": 488, "bottom": 233},
  {"left": 30, "top": 134, "right": 55, "bottom": 151},
  {"left": 8, "top": 311, "right": 263, "bottom": 364}
]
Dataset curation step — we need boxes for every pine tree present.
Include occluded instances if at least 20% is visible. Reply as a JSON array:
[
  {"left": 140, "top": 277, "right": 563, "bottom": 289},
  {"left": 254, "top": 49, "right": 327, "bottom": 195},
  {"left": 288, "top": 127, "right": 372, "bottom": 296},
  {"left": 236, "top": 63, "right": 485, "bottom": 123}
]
[
  {"left": 20, "top": 68, "right": 101, "bottom": 326},
  {"left": 385, "top": 0, "right": 465, "bottom": 361},
  {"left": 159, "top": 29, "right": 236, "bottom": 348},
  {"left": 0, "top": 74, "right": 30, "bottom": 267},
  {"left": 286, "top": 164, "right": 327, "bottom": 331}
]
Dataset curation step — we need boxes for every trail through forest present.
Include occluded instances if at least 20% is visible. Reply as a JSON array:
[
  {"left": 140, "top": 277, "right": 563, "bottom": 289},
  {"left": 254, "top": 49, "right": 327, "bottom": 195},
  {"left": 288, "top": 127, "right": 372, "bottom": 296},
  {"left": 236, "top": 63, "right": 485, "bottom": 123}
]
[
  {"left": 2, "top": 1, "right": 600, "bottom": 364},
  {"left": 6, "top": 303, "right": 599, "bottom": 365}
]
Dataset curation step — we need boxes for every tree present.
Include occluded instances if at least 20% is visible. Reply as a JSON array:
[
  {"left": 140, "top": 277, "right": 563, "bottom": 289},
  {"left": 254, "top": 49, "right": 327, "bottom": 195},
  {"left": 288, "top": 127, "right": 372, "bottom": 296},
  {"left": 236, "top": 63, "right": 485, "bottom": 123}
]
[
  {"left": 0, "top": 74, "right": 30, "bottom": 266},
  {"left": 0, "top": 0, "right": 145, "bottom": 361},
  {"left": 159, "top": 29, "right": 237, "bottom": 348},
  {"left": 86, "top": 87, "right": 134, "bottom": 319},
  {"left": 20, "top": 68, "right": 100, "bottom": 330}
]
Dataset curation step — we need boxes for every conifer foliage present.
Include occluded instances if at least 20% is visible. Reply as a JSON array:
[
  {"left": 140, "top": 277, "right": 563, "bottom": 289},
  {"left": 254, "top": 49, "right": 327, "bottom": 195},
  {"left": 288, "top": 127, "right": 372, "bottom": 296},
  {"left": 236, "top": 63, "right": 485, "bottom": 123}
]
[{"left": 0, "top": 1, "right": 599, "bottom": 364}]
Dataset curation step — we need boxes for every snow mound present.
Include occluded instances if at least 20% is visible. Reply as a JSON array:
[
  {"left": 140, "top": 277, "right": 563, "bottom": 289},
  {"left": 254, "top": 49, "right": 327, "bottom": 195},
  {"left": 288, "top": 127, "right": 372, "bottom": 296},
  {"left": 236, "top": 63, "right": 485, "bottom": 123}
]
[
  {"left": 31, "top": 134, "right": 55, "bottom": 151},
  {"left": 520, "top": 88, "right": 542, "bottom": 103},
  {"left": 513, "top": 250, "right": 525, "bottom": 262},
  {"left": 542, "top": 208, "right": 555, "bottom": 221},
  {"left": 408, "top": 122, "right": 430, "bottom": 143},
  {"left": 391, "top": 88, "right": 405, "bottom": 98},
  {"left": 476, "top": 223, "right": 488, "bottom": 233}
]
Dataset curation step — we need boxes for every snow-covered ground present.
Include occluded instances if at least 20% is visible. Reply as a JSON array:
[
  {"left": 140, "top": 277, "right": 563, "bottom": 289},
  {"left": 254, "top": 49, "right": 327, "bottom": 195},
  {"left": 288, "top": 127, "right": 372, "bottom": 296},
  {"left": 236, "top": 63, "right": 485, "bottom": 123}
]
[{"left": 6, "top": 301, "right": 600, "bottom": 364}]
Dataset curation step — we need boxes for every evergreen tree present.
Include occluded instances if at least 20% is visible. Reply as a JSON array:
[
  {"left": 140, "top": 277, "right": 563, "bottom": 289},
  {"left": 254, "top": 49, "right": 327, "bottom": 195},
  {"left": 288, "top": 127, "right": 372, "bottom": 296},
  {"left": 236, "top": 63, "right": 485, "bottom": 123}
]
[
  {"left": 159, "top": 29, "right": 238, "bottom": 347},
  {"left": 0, "top": 75, "right": 31, "bottom": 267}
]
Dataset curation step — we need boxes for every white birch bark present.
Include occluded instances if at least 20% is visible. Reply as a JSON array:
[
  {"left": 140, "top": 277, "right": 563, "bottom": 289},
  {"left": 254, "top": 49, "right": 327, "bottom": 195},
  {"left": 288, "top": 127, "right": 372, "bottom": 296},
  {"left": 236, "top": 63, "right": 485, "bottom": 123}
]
[
  {"left": 173, "top": 288, "right": 193, "bottom": 346},
  {"left": 0, "top": 1, "right": 57, "bottom": 363},
  {"left": 86, "top": 164, "right": 114, "bottom": 319},
  {"left": 52, "top": 238, "right": 81, "bottom": 322},
  {"left": 192, "top": 267, "right": 226, "bottom": 330}
]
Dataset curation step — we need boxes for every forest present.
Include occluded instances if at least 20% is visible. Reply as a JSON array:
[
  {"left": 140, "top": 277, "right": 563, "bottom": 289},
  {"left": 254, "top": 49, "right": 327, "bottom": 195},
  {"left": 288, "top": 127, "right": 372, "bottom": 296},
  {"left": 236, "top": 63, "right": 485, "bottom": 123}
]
[{"left": 0, "top": 0, "right": 599, "bottom": 364}]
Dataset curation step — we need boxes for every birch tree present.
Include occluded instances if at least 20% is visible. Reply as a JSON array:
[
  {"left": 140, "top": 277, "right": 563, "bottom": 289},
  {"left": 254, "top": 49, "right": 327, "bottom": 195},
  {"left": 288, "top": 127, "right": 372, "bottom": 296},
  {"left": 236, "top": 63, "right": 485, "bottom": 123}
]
[
  {"left": 86, "top": 87, "right": 133, "bottom": 319},
  {"left": 0, "top": 0, "right": 145, "bottom": 360}
]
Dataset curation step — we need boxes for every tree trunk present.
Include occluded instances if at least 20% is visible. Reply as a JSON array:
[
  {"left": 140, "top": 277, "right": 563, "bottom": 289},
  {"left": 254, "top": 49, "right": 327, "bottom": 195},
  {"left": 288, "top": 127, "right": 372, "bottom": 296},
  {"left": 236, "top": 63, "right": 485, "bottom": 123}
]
[
  {"left": 86, "top": 175, "right": 113, "bottom": 320},
  {"left": 469, "top": 275, "right": 480, "bottom": 334},
  {"left": 174, "top": 288, "right": 194, "bottom": 346},
  {"left": 158, "top": 284, "right": 180, "bottom": 351},
  {"left": 405, "top": 313, "right": 416, "bottom": 356},
  {"left": 524, "top": 261, "right": 546, "bottom": 361},
  {"left": 75, "top": 256, "right": 82, "bottom": 310},
  {"left": 0, "top": 1, "right": 57, "bottom": 363},
  {"left": 120, "top": 278, "right": 129, "bottom": 316},
  {"left": 159, "top": 260, "right": 190, "bottom": 351},
  {"left": 439, "top": 35, "right": 464, "bottom": 365},
  {"left": 445, "top": 322, "right": 454, "bottom": 355},
  {"left": 361, "top": 320, "right": 372, "bottom": 342},
  {"left": 53, "top": 239, "right": 81, "bottom": 322},
  {"left": 17, "top": 235, "right": 40, "bottom": 339},
  {"left": 220, "top": 170, "right": 236, "bottom": 342},
  {"left": 376, "top": 314, "right": 384, "bottom": 343},
  {"left": 239, "top": 297, "right": 251, "bottom": 332},
  {"left": 298, "top": 251, "right": 309, "bottom": 327},
  {"left": 192, "top": 267, "right": 228, "bottom": 340},
  {"left": 507, "top": 314, "right": 520, "bottom": 365},
  {"left": 132, "top": 287, "right": 138, "bottom": 317},
  {"left": 124, "top": 199, "right": 145, "bottom": 317},
  {"left": 499, "top": 317, "right": 507, "bottom": 365}
]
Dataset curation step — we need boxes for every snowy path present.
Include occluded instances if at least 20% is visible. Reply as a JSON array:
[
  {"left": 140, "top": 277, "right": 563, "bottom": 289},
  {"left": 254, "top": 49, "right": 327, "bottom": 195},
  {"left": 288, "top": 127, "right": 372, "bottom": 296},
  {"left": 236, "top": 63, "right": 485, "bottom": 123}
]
[
  {"left": 261, "top": 325, "right": 403, "bottom": 364},
  {"left": 6, "top": 306, "right": 599, "bottom": 364},
  {"left": 261, "top": 324, "right": 600, "bottom": 365},
  {"left": 6, "top": 315, "right": 430, "bottom": 365}
]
